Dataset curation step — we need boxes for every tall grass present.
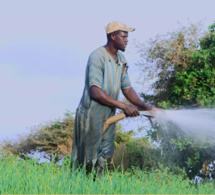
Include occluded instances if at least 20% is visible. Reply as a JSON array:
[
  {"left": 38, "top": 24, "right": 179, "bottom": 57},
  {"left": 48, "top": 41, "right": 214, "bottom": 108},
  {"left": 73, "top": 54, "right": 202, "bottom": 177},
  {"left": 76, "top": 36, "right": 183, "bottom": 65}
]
[{"left": 0, "top": 154, "right": 215, "bottom": 194}]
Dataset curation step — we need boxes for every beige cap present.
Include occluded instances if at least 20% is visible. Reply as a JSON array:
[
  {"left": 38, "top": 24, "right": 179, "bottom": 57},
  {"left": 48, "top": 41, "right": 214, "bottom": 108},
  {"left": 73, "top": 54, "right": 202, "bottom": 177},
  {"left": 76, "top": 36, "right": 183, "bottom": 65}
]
[{"left": 105, "top": 21, "right": 135, "bottom": 34}]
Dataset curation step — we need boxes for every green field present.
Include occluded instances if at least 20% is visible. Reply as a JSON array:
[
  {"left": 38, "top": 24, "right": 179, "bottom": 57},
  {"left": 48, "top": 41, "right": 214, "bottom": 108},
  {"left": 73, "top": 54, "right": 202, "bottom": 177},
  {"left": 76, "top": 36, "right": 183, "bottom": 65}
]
[{"left": 1, "top": 154, "right": 215, "bottom": 194}]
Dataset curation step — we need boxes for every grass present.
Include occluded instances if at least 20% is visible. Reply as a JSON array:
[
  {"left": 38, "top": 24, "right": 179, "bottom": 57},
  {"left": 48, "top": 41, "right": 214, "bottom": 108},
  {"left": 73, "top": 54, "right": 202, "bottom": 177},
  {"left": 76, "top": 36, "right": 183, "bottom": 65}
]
[{"left": 1, "top": 154, "right": 215, "bottom": 194}]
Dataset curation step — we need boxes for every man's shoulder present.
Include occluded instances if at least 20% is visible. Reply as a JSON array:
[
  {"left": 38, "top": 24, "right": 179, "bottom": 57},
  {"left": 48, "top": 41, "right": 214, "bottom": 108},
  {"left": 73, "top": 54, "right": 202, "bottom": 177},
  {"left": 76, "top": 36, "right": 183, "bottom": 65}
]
[
  {"left": 87, "top": 47, "right": 107, "bottom": 65},
  {"left": 90, "top": 46, "right": 106, "bottom": 58}
]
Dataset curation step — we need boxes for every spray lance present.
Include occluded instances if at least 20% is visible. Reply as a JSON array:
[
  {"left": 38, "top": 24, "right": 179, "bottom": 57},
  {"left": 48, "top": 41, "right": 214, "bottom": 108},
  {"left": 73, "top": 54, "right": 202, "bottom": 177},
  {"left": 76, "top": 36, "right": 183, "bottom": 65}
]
[{"left": 103, "top": 111, "right": 154, "bottom": 132}]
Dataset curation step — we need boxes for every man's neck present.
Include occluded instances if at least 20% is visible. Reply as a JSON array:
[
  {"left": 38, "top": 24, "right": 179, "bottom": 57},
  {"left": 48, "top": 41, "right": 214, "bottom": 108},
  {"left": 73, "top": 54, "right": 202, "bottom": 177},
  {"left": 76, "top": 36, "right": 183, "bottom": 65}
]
[{"left": 105, "top": 43, "right": 118, "bottom": 54}]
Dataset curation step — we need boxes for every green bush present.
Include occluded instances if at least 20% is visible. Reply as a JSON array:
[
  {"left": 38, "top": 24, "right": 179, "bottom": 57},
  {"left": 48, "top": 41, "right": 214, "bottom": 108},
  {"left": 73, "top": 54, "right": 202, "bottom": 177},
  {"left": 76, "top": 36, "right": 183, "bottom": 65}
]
[{"left": 113, "top": 138, "right": 161, "bottom": 171}]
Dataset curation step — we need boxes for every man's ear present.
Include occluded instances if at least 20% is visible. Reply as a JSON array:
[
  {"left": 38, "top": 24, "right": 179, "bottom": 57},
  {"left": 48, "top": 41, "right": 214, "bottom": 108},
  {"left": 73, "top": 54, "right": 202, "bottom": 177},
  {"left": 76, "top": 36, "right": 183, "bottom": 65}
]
[{"left": 110, "top": 33, "right": 116, "bottom": 41}]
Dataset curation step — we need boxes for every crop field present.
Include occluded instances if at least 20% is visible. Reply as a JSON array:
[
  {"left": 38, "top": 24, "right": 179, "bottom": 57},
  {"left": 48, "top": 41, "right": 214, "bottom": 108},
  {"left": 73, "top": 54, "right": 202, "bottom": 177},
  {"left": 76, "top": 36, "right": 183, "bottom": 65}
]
[{"left": 0, "top": 154, "right": 215, "bottom": 194}]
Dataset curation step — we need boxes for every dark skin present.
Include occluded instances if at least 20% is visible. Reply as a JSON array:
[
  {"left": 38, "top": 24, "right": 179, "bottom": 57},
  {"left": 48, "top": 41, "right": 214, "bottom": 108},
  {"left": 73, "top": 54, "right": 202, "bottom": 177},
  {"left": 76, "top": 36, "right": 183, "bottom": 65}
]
[{"left": 90, "top": 30, "right": 157, "bottom": 117}]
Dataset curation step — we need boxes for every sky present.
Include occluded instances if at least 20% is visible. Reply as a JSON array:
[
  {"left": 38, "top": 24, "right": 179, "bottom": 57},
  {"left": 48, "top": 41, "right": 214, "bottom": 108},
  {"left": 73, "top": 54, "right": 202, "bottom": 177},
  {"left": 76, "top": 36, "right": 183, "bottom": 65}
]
[{"left": 0, "top": 0, "right": 214, "bottom": 141}]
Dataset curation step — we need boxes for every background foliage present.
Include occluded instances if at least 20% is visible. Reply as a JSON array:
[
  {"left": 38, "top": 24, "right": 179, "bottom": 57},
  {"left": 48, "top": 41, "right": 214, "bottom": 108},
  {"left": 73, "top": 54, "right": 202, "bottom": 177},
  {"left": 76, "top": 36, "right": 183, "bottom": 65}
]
[
  {"left": 136, "top": 21, "right": 215, "bottom": 178},
  {"left": 2, "top": 111, "right": 75, "bottom": 162}
]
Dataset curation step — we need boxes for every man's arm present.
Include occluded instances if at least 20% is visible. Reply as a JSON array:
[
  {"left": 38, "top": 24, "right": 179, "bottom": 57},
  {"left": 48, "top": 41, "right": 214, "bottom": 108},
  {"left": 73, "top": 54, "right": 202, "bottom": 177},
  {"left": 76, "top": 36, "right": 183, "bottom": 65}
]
[
  {"left": 122, "top": 87, "right": 152, "bottom": 111},
  {"left": 90, "top": 86, "right": 139, "bottom": 117}
]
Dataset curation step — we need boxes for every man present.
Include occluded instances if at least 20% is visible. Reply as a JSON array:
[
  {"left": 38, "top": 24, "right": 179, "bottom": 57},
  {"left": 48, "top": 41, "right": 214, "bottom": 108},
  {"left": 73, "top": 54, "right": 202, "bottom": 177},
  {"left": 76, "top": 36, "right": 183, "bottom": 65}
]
[{"left": 71, "top": 21, "right": 158, "bottom": 174}]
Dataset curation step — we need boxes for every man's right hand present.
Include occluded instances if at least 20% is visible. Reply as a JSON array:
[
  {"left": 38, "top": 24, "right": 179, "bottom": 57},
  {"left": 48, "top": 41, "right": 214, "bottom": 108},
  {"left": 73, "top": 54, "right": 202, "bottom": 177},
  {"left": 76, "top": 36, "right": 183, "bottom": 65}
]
[{"left": 123, "top": 104, "right": 140, "bottom": 117}]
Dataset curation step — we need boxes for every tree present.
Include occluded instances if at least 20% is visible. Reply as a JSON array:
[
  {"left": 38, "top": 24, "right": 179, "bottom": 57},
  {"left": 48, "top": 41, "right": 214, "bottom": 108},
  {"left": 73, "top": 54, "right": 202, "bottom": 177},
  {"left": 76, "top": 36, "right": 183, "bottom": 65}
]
[
  {"left": 169, "top": 23, "right": 215, "bottom": 107},
  {"left": 136, "top": 21, "right": 204, "bottom": 108},
  {"left": 2, "top": 111, "right": 75, "bottom": 162},
  {"left": 136, "top": 21, "right": 215, "bottom": 177}
]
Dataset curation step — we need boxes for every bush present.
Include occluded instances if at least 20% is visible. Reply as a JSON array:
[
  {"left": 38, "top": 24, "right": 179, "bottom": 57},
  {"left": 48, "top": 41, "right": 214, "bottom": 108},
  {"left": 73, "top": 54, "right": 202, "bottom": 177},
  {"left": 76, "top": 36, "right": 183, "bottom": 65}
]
[{"left": 113, "top": 137, "right": 161, "bottom": 171}]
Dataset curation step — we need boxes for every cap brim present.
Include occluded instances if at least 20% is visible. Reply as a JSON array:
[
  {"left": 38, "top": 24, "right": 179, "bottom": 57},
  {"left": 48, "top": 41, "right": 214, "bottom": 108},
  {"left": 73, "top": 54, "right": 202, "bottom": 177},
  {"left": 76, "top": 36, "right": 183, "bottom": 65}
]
[{"left": 126, "top": 27, "right": 135, "bottom": 32}]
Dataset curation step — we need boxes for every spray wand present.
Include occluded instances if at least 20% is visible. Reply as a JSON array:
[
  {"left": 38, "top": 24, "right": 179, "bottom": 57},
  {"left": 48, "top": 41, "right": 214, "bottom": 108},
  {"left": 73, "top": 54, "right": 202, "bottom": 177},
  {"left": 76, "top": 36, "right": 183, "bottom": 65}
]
[{"left": 103, "top": 111, "right": 154, "bottom": 132}]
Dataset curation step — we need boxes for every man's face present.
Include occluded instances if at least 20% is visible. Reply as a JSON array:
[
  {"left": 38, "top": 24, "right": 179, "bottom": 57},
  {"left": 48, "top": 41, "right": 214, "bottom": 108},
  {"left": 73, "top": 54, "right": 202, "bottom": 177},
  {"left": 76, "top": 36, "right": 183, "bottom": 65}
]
[{"left": 112, "top": 31, "right": 128, "bottom": 52}]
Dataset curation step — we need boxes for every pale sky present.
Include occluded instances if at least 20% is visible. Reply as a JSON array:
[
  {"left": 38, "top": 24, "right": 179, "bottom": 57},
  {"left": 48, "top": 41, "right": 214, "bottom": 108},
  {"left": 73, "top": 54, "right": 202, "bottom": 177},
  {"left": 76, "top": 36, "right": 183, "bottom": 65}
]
[{"left": 0, "top": 0, "right": 214, "bottom": 141}]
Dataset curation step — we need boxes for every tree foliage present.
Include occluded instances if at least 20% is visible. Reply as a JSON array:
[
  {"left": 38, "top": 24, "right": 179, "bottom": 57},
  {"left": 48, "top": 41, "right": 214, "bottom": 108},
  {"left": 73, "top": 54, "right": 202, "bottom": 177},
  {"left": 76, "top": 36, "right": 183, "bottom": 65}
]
[
  {"left": 136, "top": 21, "right": 215, "bottom": 177},
  {"left": 2, "top": 111, "right": 75, "bottom": 162},
  {"left": 136, "top": 21, "right": 204, "bottom": 107},
  {"left": 114, "top": 123, "right": 135, "bottom": 148},
  {"left": 169, "top": 24, "right": 215, "bottom": 108},
  {"left": 146, "top": 120, "right": 215, "bottom": 178},
  {"left": 113, "top": 137, "right": 160, "bottom": 171}
]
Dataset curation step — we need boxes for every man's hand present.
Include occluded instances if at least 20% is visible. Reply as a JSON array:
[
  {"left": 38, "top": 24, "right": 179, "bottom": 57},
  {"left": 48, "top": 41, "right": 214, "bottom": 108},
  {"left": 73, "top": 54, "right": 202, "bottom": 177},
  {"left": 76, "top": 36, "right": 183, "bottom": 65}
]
[{"left": 123, "top": 104, "right": 140, "bottom": 117}]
